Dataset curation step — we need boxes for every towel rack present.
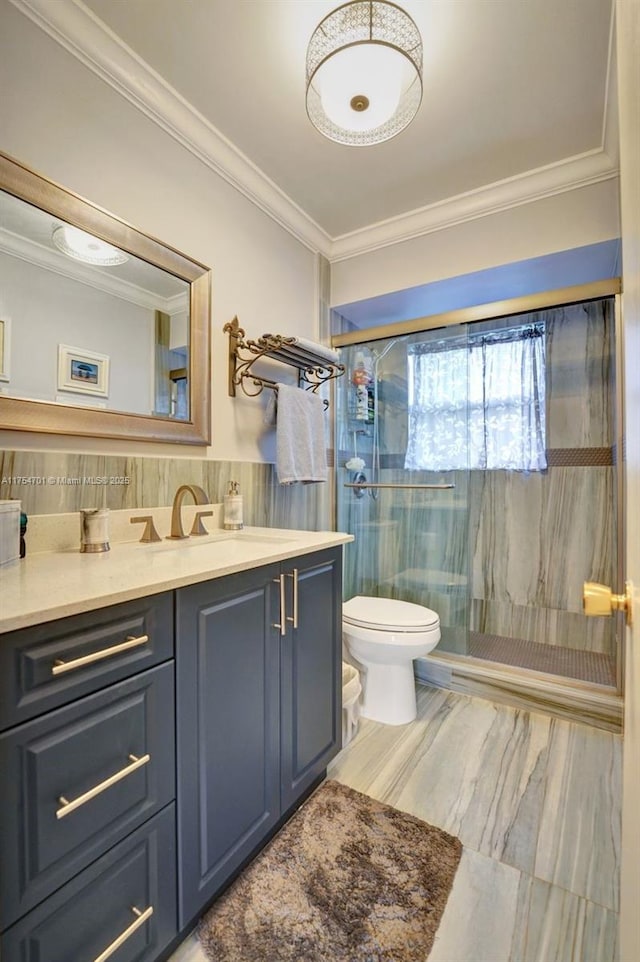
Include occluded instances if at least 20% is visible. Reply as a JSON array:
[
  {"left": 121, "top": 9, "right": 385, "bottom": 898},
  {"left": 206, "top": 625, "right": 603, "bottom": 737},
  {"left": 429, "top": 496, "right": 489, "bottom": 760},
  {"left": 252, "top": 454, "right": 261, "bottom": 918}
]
[{"left": 223, "top": 316, "right": 345, "bottom": 406}]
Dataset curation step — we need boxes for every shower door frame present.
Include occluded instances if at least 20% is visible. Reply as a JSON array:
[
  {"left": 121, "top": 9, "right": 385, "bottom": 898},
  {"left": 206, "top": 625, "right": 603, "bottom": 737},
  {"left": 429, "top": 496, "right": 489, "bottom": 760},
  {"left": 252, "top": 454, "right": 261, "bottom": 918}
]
[{"left": 332, "top": 278, "right": 625, "bottom": 732}]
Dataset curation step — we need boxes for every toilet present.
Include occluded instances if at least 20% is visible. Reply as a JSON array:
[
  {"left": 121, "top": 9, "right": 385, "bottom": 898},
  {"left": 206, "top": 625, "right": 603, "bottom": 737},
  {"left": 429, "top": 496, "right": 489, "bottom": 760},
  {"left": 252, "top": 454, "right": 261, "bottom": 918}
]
[{"left": 342, "top": 596, "right": 440, "bottom": 726}]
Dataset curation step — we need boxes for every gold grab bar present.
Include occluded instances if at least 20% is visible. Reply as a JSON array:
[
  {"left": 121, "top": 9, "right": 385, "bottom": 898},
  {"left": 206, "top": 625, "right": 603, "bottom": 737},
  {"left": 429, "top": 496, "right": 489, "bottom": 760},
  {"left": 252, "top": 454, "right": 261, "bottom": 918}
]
[
  {"left": 287, "top": 569, "right": 299, "bottom": 629},
  {"left": 272, "top": 575, "right": 286, "bottom": 636},
  {"left": 56, "top": 753, "right": 151, "bottom": 819},
  {"left": 52, "top": 635, "right": 149, "bottom": 676},
  {"left": 343, "top": 482, "right": 455, "bottom": 490},
  {"left": 93, "top": 906, "right": 154, "bottom": 962}
]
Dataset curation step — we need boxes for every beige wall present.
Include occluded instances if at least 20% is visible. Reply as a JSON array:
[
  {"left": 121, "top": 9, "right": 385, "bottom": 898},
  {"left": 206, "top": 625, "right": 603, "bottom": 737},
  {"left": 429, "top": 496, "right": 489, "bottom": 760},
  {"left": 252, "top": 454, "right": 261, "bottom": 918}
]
[
  {"left": 0, "top": 2, "right": 318, "bottom": 463},
  {"left": 0, "top": 3, "right": 621, "bottom": 476},
  {"left": 330, "top": 180, "right": 621, "bottom": 308}
]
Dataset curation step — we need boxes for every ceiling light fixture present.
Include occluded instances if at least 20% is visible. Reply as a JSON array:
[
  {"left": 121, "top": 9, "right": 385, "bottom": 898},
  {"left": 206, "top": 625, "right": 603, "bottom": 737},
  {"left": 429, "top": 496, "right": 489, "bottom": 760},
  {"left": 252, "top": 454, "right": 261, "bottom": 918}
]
[
  {"left": 306, "top": 0, "right": 423, "bottom": 147},
  {"left": 52, "top": 225, "right": 129, "bottom": 266}
]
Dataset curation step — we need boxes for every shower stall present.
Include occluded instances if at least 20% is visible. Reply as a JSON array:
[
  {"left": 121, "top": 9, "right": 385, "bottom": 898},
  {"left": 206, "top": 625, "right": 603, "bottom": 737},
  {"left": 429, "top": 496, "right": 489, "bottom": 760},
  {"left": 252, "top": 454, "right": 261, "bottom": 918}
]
[{"left": 333, "top": 282, "right": 623, "bottom": 727}]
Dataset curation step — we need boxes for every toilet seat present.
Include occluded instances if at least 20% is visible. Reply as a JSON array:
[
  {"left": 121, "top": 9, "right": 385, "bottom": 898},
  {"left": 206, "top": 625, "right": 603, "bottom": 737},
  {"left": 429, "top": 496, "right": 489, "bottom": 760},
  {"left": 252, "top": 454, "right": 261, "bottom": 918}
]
[{"left": 343, "top": 596, "right": 439, "bottom": 633}]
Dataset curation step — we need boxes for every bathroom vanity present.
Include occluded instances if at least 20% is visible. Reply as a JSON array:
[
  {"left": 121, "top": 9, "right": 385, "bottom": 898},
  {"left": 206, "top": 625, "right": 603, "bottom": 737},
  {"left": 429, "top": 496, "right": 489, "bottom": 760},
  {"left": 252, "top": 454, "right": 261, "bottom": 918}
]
[{"left": 0, "top": 529, "right": 349, "bottom": 961}]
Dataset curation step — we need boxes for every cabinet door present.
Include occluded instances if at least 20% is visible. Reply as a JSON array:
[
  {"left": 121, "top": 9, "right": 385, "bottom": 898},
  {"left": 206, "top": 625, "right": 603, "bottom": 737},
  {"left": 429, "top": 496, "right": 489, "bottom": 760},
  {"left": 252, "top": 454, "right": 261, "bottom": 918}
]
[
  {"left": 176, "top": 564, "right": 281, "bottom": 928},
  {"left": 281, "top": 548, "right": 342, "bottom": 812},
  {"left": 1, "top": 805, "right": 176, "bottom": 962}
]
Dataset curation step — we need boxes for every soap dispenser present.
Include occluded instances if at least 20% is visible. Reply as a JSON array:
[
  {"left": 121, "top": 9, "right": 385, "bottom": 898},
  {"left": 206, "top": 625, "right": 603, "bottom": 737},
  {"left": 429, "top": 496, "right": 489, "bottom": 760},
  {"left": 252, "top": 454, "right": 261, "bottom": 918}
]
[{"left": 223, "top": 481, "right": 243, "bottom": 530}]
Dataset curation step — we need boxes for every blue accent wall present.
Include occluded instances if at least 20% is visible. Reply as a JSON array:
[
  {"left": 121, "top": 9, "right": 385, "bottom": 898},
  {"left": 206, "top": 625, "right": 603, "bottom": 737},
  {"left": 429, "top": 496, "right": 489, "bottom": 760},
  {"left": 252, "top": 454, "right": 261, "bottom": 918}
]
[{"left": 333, "top": 240, "right": 621, "bottom": 332}]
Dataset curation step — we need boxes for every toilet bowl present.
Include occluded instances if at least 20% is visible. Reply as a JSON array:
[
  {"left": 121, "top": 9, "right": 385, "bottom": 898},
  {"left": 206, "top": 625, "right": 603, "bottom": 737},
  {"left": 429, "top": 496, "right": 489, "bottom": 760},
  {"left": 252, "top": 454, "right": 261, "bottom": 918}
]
[{"left": 342, "top": 596, "right": 440, "bottom": 726}]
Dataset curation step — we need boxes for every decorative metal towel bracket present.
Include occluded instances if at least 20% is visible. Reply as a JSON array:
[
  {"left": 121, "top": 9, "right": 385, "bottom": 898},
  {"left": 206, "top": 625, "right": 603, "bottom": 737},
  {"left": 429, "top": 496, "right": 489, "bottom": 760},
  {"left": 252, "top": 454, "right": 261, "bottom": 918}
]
[{"left": 223, "top": 316, "right": 345, "bottom": 409}]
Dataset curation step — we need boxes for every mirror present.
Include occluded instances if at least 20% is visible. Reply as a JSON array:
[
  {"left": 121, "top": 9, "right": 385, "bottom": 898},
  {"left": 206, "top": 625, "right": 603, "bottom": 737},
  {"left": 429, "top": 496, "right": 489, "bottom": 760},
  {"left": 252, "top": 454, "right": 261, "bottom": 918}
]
[{"left": 0, "top": 151, "right": 211, "bottom": 444}]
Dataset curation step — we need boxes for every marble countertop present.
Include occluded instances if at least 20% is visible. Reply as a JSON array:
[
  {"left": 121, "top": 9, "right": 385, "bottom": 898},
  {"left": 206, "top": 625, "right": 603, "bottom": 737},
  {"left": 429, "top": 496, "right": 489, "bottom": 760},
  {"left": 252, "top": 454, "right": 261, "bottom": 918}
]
[{"left": 0, "top": 527, "right": 353, "bottom": 633}]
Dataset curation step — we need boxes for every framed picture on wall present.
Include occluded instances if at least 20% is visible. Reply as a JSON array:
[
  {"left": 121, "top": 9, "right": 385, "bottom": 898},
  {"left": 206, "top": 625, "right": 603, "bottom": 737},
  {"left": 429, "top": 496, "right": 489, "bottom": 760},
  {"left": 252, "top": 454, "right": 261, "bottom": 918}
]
[
  {"left": 57, "top": 344, "right": 110, "bottom": 397},
  {"left": 0, "top": 318, "right": 11, "bottom": 382}
]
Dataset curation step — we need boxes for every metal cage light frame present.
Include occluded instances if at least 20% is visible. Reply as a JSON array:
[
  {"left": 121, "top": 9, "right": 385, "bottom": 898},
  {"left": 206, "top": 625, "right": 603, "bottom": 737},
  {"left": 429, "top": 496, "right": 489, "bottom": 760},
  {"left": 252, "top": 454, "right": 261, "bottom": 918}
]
[{"left": 306, "top": 0, "right": 423, "bottom": 146}]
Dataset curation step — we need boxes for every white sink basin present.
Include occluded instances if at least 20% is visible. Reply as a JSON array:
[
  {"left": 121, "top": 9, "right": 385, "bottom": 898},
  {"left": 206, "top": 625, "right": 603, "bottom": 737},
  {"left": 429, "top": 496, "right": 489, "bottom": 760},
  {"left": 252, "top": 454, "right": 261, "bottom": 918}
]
[
  {"left": 147, "top": 530, "right": 300, "bottom": 552},
  {"left": 232, "top": 532, "right": 297, "bottom": 544}
]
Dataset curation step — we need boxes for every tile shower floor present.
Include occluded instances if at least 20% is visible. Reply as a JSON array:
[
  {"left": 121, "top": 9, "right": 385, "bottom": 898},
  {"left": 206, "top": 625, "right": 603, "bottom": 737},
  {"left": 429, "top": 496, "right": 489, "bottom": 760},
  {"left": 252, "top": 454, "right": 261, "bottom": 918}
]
[
  {"left": 169, "top": 686, "right": 621, "bottom": 962},
  {"left": 468, "top": 631, "right": 617, "bottom": 687}
]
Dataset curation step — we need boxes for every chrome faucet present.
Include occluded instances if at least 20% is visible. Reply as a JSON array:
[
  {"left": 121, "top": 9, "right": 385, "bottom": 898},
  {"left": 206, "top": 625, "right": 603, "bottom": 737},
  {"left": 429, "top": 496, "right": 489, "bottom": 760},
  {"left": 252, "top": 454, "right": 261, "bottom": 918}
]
[{"left": 167, "top": 484, "right": 211, "bottom": 540}]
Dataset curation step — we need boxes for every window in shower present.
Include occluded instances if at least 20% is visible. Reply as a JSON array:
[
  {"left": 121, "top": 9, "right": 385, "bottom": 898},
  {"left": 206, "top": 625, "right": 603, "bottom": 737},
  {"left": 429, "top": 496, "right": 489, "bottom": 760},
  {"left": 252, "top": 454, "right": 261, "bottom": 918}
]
[{"left": 405, "top": 322, "right": 547, "bottom": 472}]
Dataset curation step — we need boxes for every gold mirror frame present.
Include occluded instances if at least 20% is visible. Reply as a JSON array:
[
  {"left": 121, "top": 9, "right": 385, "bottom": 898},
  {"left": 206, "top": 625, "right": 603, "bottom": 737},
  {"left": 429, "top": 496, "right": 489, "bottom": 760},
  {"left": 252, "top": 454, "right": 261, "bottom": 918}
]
[{"left": 0, "top": 151, "right": 211, "bottom": 445}]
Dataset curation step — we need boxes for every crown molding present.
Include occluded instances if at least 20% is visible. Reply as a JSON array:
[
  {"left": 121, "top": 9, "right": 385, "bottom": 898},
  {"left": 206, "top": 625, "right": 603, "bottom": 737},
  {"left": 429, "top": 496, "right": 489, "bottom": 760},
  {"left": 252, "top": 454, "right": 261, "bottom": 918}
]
[
  {"left": 329, "top": 2, "right": 619, "bottom": 263},
  {"left": 11, "top": 0, "right": 619, "bottom": 266},
  {"left": 10, "top": 0, "right": 333, "bottom": 257},
  {"left": 329, "top": 148, "right": 619, "bottom": 262},
  {"left": 0, "top": 226, "right": 189, "bottom": 314}
]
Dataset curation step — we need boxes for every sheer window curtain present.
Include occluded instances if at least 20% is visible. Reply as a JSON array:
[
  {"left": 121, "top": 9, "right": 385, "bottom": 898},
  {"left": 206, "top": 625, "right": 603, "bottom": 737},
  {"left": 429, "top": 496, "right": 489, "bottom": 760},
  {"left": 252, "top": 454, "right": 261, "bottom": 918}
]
[{"left": 404, "top": 324, "right": 547, "bottom": 471}]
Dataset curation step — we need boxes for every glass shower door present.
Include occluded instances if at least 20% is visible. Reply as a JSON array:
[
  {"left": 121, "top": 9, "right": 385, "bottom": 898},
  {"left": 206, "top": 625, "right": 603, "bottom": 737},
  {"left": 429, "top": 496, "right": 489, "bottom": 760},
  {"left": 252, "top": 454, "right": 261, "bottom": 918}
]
[
  {"left": 335, "top": 295, "right": 619, "bottom": 690},
  {"left": 335, "top": 330, "right": 471, "bottom": 656}
]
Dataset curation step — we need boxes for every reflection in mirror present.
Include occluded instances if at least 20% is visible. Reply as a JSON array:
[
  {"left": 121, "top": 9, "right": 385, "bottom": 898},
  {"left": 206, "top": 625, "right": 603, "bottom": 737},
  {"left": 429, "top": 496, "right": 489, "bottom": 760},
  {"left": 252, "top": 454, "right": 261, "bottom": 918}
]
[
  {"left": 0, "top": 190, "right": 191, "bottom": 419},
  {"left": 0, "top": 151, "right": 211, "bottom": 445}
]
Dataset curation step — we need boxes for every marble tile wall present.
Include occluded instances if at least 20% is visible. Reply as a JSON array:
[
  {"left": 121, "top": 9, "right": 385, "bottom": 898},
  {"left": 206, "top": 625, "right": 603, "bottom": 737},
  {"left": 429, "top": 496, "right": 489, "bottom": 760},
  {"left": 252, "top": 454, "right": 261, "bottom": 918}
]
[
  {"left": 0, "top": 449, "right": 331, "bottom": 533},
  {"left": 467, "top": 466, "right": 616, "bottom": 653},
  {"left": 336, "top": 298, "right": 618, "bottom": 665}
]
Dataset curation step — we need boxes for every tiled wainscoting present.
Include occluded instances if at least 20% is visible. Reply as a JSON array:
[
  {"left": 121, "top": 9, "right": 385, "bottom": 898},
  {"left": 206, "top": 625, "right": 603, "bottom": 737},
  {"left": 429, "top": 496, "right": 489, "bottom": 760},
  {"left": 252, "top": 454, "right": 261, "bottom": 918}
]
[{"left": 0, "top": 450, "right": 331, "bottom": 531}]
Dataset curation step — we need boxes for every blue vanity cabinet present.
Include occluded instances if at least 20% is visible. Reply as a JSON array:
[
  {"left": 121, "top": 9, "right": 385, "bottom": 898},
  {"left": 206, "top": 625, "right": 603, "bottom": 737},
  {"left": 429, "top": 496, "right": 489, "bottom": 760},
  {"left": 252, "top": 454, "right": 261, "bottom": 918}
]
[
  {"left": 175, "top": 562, "right": 282, "bottom": 928},
  {"left": 0, "top": 541, "right": 344, "bottom": 958},
  {"left": 175, "top": 546, "right": 342, "bottom": 929},
  {"left": 0, "top": 593, "right": 178, "bottom": 961},
  {"left": 280, "top": 548, "right": 342, "bottom": 811}
]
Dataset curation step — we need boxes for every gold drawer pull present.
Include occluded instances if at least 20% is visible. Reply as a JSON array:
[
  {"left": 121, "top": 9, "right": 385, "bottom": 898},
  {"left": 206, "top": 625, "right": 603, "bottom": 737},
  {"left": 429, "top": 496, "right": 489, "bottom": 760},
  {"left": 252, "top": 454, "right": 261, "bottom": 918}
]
[
  {"left": 56, "top": 753, "right": 151, "bottom": 819},
  {"left": 52, "top": 634, "right": 150, "bottom": 676},
  {"left": 286, "top": 569, "right": 299, "bottom": 629},
  {"left": 93, "top": 905, "right": 154, "bottom": 962},
  {"left": 272, "top": 574, "right": 286, "bottom": 636}
]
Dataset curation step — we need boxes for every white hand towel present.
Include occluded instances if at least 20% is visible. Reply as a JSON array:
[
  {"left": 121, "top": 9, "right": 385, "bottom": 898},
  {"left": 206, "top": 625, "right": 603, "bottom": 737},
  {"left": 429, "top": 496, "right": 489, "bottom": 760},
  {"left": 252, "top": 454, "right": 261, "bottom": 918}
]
[{"left": 269, "top": 384, "right": 327, "bottom": 484}]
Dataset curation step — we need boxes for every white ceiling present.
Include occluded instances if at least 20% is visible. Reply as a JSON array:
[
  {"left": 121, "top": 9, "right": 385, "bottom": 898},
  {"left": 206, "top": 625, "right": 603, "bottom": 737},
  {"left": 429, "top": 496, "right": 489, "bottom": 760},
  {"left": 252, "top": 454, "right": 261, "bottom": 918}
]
[
  {"left": 13, "top": 0, "right": 615, "bottom": 256},
  {"left": 78, "top": 0, "right": 614, "bottom": 240}
]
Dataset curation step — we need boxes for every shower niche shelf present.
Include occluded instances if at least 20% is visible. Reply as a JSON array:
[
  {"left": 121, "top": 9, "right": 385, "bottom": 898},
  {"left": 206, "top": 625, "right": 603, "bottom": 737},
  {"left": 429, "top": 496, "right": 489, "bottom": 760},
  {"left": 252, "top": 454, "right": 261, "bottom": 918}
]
[{"left": 223, "top": 316, "right": 345, "bottom": 407}]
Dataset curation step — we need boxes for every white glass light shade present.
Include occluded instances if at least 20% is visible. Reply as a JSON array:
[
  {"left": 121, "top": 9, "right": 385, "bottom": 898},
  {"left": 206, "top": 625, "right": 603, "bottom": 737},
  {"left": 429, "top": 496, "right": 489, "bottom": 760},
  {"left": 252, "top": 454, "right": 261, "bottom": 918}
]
[
  {"left": 306, "top": 1, "right": 423, "bottom": 147},
  {"left": 52, "top": 225, "right": 129, "bottom": 266}
]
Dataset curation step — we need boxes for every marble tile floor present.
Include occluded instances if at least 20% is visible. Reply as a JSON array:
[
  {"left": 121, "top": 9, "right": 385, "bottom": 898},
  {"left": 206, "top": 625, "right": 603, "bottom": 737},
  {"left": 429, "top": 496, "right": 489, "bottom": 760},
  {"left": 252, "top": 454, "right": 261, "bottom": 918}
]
[{"left": 168, "top": 685, "right": 621, "bottom": 962}]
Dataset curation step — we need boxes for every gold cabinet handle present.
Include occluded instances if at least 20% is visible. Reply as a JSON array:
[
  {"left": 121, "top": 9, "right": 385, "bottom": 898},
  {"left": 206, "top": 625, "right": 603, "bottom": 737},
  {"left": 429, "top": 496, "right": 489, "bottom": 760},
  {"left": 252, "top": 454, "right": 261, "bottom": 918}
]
[
  {"left": 272, "top": 574, "right": 286, "bottom": 636},
  {"left": 583, "top": 581, "right": 633, "bottom": 626},
  {"left": 56, "top": 753, "right": 151, "bottom": 819},
  {"left": 93, "top": 905, "right": 154, "bottom": 962},
  {"left": 52, "top": 634, "right": 149, "bottom": 676},
  {"left": 286, "top": 569, "right": 299, "bottom": 628}
]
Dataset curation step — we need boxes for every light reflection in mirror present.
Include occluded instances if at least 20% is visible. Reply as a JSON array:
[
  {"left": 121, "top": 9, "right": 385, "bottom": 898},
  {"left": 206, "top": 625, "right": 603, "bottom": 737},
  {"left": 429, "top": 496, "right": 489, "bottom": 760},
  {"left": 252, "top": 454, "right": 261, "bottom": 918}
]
[{"left": 0, "top": 189, "right": 191, "bottom": 419}]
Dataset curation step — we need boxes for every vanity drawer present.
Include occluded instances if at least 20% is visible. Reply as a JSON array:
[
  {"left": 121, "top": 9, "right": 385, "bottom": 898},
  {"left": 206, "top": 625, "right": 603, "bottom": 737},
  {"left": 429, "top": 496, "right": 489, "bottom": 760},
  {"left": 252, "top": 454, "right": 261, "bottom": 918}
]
[
  {"left": 0, "top": 591, "right": 174, "bottom": 730},
  {"left": 0, "top": 662, "right": 175, "bottom": 929},
  {"left": 1, "top": 803, "right": 177, "bottom": 962}
]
